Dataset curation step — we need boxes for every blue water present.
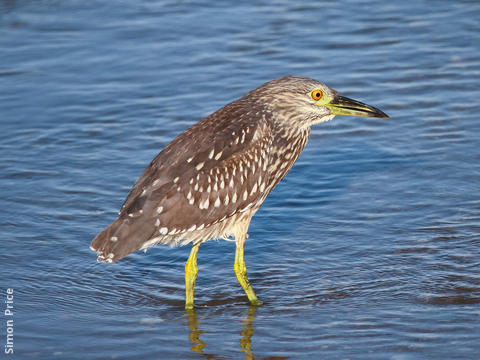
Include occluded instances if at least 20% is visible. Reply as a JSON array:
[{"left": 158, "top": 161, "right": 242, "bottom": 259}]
[{"left": 1, "top": 1, "right": 480, "bottom": 359}]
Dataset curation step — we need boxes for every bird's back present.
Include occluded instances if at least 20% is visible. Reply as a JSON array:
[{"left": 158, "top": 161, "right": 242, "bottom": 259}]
[{"left": 91, "top": 98, "right": 290, "bottom": 262}]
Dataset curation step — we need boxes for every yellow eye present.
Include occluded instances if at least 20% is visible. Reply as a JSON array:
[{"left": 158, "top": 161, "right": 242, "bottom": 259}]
[{"left": 311, "top": 89, "right": 323, "bottom": 101}]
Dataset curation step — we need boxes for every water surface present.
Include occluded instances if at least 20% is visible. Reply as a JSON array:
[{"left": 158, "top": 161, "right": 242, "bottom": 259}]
[{"left": 1, "top": 0, "right": 480, "bottom": 359}]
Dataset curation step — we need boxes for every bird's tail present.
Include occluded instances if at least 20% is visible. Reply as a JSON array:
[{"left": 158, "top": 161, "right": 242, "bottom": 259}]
[{"left": 90, "top": 216, "right": 156, "bottom": 263}]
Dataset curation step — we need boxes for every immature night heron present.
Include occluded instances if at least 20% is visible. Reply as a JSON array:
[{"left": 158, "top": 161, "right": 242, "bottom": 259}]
[{"left": 91, "top": 76, "right": 388, "bottom": 309}]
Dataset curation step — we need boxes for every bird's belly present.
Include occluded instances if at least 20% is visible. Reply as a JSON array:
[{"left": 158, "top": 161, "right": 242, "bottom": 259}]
[{"left": 158, "top": 209, "right": 257, "bottom": 246}]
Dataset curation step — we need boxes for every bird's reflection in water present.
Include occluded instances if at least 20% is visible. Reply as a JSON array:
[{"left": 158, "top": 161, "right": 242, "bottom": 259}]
[
  {"left": 186, "top": 306, "right": 258, "bottom": 359},
  {"left": 186, "top": 308, "right": 208, "bottom": 355},
  {"left": 240, "top": 306, "right": 257, "bottom": 360}
]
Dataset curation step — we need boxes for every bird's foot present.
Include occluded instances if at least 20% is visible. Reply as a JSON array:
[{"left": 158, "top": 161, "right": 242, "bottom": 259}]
[{"left": 249, "top": 299, "right": 263, "bottom": 306}]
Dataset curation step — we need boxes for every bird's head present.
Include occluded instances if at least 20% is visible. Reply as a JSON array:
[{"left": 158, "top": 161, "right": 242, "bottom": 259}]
[{"left": 248, "top": 76, "right": 389, "bottom": 128}]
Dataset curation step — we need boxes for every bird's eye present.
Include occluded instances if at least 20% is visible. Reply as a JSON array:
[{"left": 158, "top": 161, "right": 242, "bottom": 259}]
[{"left": 311, "top": 89, "right": 323, "bottom": 101}]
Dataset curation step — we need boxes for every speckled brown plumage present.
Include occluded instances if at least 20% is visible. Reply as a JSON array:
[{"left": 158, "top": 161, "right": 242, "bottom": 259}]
[{"left": 90, "top": 76, "right": 387, "bottom": 264}]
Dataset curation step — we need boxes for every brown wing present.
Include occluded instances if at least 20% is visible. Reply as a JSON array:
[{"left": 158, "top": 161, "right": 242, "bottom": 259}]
[{"left": 91, "top": 100, "right": 274, "bottom": 262}]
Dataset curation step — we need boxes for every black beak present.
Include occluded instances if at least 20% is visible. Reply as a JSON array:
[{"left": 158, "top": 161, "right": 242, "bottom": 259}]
[{"left": 328, "top": 95, "right": 389, "bottom": 119}]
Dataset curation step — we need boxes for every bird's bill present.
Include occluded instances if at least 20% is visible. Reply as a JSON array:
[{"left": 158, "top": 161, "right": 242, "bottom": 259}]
[{"left": 327, "top": 95, "right": 389, "bottom": 118}]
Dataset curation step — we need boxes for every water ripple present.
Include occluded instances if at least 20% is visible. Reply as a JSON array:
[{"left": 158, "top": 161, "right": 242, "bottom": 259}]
[{"left": 1, "top": 0, "right": 480, "bottom": 358}]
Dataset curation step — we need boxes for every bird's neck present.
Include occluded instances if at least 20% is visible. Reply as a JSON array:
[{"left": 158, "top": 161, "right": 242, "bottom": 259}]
[{"left": 266, "top": 125, "right": 310, "bottom": 189}]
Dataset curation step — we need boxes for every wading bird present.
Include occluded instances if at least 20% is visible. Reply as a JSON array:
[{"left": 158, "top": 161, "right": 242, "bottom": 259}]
[{"left": 91, "top": 76, "right": 388, "bottom": 309}]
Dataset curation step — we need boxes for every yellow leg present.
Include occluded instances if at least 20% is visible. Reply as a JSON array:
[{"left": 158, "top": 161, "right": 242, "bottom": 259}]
[
  {"left": 234, "top": 235, "right": 263, "bottom": 306},
  {"left": 185, "top": 242, "right": 200, "bottom": 310}
]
